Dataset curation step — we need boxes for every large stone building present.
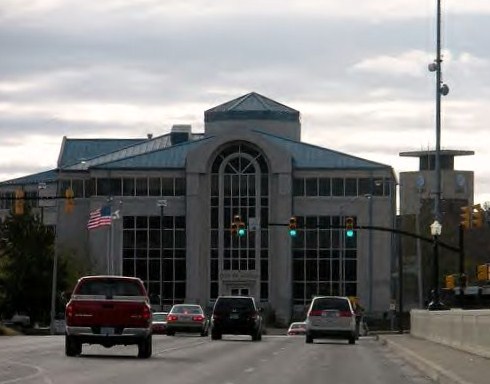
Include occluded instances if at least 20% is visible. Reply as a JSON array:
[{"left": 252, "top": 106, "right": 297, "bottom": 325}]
[{"left": 0, "top": 92, "right": 396, "bottom": 324}]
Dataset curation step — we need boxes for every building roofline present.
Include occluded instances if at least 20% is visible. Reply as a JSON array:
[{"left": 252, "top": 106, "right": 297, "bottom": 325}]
[{"left": 399, "top": 149, "right": 474, "bottom": 157}]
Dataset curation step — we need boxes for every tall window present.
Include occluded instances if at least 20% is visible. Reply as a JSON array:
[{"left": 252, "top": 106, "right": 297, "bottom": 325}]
[
  {"left": 292, "top": 215, "right": 357, "bottom": 306},
  {"left": 122, "top": 215, "right": 186, "bottom": 306},
  {"left": 210, "top": 142, "right": 269, "bottom": 300}
]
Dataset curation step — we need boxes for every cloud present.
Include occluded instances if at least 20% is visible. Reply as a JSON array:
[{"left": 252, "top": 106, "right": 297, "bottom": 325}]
[
  {"left": 351, "top": 50, "right": 431, "bottom": 78},
  {"left": 0, "top": 0, "right": 488, "bottom": 204}
]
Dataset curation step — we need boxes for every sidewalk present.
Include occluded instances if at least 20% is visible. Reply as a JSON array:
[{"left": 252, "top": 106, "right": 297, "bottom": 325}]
[{"left": 378, "top": 333, "right": 489, "bottom": 384}]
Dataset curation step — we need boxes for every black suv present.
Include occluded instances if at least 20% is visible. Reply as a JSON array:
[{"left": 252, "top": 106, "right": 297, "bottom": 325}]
[{"left": 210, "top": 296, "right": 263, "bottom": 341}]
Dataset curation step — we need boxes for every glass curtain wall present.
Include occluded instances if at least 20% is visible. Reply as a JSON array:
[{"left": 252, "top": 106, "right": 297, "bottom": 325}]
[
  {"left": 292, "top": 215, "right": 357, "bottom": 307},
  {"left": 209, "top": 142, "right": 269, "bottom": 301},
  {"left": 122, "top": 215, "right": 186, "bottom": 307}
]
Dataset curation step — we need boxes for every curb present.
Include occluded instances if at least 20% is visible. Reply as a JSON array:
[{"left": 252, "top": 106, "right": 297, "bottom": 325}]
[{"left": 379, "top": 336, "right": 473, "bottom": 384}]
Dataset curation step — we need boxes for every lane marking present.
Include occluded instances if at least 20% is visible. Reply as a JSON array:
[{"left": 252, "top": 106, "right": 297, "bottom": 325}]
[{"left": 0, "top": 361, "right": 52, "bottom": 384}]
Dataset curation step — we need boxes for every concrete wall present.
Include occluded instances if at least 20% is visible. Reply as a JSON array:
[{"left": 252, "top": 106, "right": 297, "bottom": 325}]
[{"left": 411, "top": 309, "right": 490, "bottom": 358}]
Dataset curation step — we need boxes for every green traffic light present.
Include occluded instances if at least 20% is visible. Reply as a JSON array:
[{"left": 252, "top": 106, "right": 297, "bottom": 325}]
[
  {"left": 346, "top": 229, "right": 354, "bottom": 238},
  {"left": 289, "top": 229, "right": 297, "bottom": 237},
  {"left": 238, "top": 228, "right": 246, "bottom": 237}
]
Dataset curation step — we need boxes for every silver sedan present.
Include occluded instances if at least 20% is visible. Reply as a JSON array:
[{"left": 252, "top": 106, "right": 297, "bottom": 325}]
[{"left": 165, "top": 304, "right": 209, "bottom": 336}]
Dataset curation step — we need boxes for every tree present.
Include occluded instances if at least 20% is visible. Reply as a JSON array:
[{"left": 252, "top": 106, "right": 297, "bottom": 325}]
[{"left": 0, "top": 208, "right": 70, "bottom": 325}]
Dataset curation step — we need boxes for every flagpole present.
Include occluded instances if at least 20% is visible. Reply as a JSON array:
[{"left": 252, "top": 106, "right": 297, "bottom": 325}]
[
  {"left": 110, "top": 220, "right": 114, "bottom": 274},
  {"left": 106, "top": 226, "right": 111, "bottom": 275}
]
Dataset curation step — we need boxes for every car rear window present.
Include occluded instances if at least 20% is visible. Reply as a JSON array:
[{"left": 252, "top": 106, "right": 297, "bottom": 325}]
[
  {"left": 214, "top": 298, "right": 255, "bottom": 312},
  {"left": 76, "top": 279, "right": 144, "bottom": 297},
  {"left": 311, "top": 297, "right": 350, "bottom": 312},
  {"left": 171, "top": 305, "right": 203, "bottom": 314},
  {"left": 153, "top": 313, "right": 167, "bottom": 321}
]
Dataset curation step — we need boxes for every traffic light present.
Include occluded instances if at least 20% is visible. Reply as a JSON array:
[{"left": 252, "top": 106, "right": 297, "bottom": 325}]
[
  {"left": 444, "top": 274, "right": 456, "bottom": 289},
  {"left": 476, "top": 264, "right": 490, "bottom": 281},
  {"left": 345, "top": 217, "right": 355, "bottom": 238},
  {"left": 238, "top": 221, "right": 246, "bottom": 237},
  {"left": 472, "top": 204, "right": 485, "bottom": 228},
  {"left": 231, "top": 215, "right": 240, "bottom": 236},
  {"left": 231, "top": 214, "right": 246, "bottom": 237},
  {"left": 460, "top": 206, "right": 471, "bottom": 229},
  {"left": 288, "top": 216, "right": 297, "bottom": 237},
  {"left": 65, "top": 187, "right": 75, "bottom": 213},
  {"left": 14, "top": 189, "right": 25, "bottom": 215}
]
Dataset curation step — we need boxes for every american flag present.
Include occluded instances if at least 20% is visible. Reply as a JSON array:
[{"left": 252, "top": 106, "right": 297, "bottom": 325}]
[{"left": 87, "top": 205, "right": 112, "bottom": 230}]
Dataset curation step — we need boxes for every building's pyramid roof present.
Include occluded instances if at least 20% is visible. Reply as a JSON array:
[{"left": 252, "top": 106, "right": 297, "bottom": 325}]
[{"left": 205, "top": 92, "right": 300, "bottom": 122}]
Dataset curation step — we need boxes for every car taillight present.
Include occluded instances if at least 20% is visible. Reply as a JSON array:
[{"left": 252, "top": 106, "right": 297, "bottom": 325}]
[
  {"left": 192, "top": 315, "right": 205, "bottom": 322},
  {"left": 309, "top": 310, "right": 323, "bottom": 317},
  {"left": 142, "top": 305, "right": 151, "bottom": 320},
  {"left": 66, "top": 304, "right": 73, "bottom": 320},
  {"left": 167, "top": 314, "right": 178, "bottom": 322},
  {"left": 339, "top": 311, "right": 353, "bottom": 317}
]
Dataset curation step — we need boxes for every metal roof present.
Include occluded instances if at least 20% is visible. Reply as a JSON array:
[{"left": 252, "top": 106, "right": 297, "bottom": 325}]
[
  {"left": 88, "top": 131, "right": 391, "bottom": 171},
  {"left": 0, "top": 169, "right": 58, "bottom": 186},
  {"left": 205, "top": 92, "right": 300, "bottom": 123},
  {"left": 92, "top": 136, "right": 213, "bottom": 169},
  {"left": 256, "top": 130, "right": 392, "bottom": 170},
  {"left": 399, "top": 149, "right": 474, "bottom": 157},
  {"left": 63, "top": 133, "right": 205, "bottom": 171},
  {"left": 58, "top": 138, "right": 146, "bottom": 168}
]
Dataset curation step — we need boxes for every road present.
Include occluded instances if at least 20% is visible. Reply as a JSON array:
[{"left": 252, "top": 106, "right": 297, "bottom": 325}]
[{"left": 0, "top": 334, "right": 431, "bottom": 384}]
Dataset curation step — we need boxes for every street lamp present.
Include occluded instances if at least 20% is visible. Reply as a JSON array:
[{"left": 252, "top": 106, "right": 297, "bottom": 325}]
[
  {"left": 428, "top": 220, "right": 446, "bottom": 310},
  {"left": 157, "top": 199, "right": 167, "bottom": 311}
]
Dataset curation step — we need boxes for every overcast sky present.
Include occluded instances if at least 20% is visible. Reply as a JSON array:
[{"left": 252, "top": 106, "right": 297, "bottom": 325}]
[{"left": 1, "top": 0, "right": 489, "bottom": 205}]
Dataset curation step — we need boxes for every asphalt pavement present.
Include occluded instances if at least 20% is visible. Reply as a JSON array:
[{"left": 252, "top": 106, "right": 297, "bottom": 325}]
[{"left": 377, "top": 333, "right": 489, "bottom": 384}]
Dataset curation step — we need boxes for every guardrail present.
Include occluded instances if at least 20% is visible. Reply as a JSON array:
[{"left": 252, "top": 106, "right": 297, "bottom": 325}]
[{"left": 411, "top": 309, "right": 490, "bottom": 358}]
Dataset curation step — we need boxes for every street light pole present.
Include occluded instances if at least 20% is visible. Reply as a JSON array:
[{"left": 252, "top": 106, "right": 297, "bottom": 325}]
[
  {"left": 428, "top": 220, "right": 446, "bottom": 310},
  {"left": 427, "top": 0, "right": 449, "bottom": 311}
]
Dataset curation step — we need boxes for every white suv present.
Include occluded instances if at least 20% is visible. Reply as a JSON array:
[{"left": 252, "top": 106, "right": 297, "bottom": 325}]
[{"left": 305, "top": 296, "right": 357, "bottom": 344}]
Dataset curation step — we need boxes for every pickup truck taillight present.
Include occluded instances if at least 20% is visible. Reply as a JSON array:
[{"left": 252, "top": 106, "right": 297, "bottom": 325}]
[
  {"left": 142, "top": 305, "right": 151, "bottom": 320},
  {"left": 66, "top": 303, "right": 74, "bottom": 320},
  {"left": 130, "top": 304, "right": 151, "bottom": 321}
]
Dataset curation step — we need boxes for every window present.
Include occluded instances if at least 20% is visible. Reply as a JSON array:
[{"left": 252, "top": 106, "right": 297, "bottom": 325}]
[
  {"left": 305, "top": 178, "right": 318, "bottom": 196},
  {"left": 122, "top": 215, "right": 186, "bottom": 306},
  {"left": 209, "top": 142, "right": 269, "bottom": 300},
  {"left": 332, "top": 178, "right": 344, "bottom": 196},
  {"left": 292, "top": 215, "right": 357, "bottom": 306}
]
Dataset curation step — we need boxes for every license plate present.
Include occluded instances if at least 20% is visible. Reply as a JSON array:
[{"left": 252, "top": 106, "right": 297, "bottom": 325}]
[
  {"left": 322, "top": 311, "right": 336, "bottom": 318},
  {"left": 230, "top": 314, "right": 239, "bottom": 319},
  {"left": 100, "top": 327, "right": 114, "bottom": 335}
]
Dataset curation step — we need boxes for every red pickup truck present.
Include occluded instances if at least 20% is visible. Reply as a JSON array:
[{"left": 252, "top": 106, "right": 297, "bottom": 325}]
[{"left": 65, "top": 275, "right": 153, "bottom": 358}]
